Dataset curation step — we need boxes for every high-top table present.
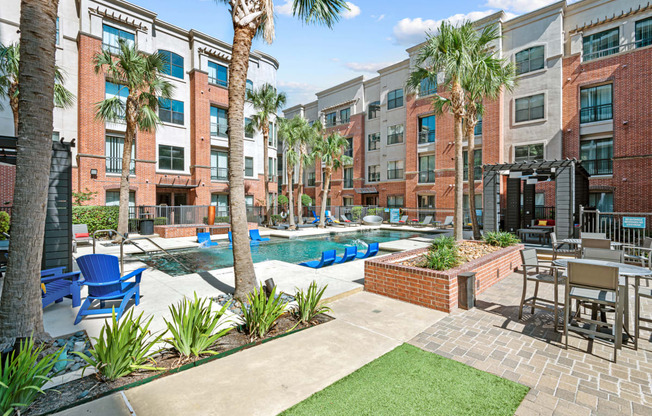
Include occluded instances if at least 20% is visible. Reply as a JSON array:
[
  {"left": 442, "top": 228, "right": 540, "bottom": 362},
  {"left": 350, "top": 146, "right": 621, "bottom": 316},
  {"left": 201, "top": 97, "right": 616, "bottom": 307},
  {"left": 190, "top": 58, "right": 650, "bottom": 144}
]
[{"left": 560, "top": 239, "right": 623, "bottom": 248}]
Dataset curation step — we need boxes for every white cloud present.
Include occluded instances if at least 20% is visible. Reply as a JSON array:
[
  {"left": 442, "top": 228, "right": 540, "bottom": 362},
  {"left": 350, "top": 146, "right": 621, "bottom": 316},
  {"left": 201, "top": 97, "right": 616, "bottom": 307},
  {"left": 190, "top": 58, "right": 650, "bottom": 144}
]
[
  {"left": 392, "top": 10, "right": 499, "bottom": 45},
  {"left": 484, "top": 0, "right": 558, "bottom": 14},
  {"left": 275, "top": 1, "right": 293, "bottom": 16},
  {"left": 371, "top": 14, "right": 385, "bottom": 22},
  {"left": 277, "top": 80, "right": 317, "bottom": 108},
  {"left": 331, "top": 57, "right": 341, "bottom": 62},
  {"left": 344, "top": 61, "right": 393, "bottom": 73},
  {"left": 342, "top": 2, "right": 361, "bottom": 19}
]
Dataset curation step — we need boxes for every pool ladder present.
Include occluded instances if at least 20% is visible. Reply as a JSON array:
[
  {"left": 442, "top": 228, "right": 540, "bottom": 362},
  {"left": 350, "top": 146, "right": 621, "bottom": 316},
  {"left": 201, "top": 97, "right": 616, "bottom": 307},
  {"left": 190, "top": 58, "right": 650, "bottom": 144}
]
[{"left": 92, "top": 229, "right": 194, "bottom": 274}]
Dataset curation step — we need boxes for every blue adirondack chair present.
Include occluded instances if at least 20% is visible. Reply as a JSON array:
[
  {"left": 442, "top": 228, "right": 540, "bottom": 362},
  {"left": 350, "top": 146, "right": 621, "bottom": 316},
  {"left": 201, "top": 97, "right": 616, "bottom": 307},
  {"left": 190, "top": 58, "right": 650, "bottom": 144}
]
[
  {"left": 356, "top": 242, "right": 379, "bottom": 259},
  {"left": 74, "top": 254, "right": 144, "bottom": 325},
  {"left": 299, "top": 250, "right": 337, "bottom": 268},
  {"left": 228, "top": 231, "right": 258, "bottom": 249},
  {"left": 41, "top": 267, "right": 82, "bottom": 308},
  {"left": 311, "top": 210, "right": 320, "bottom": 224},
  {"left": 249, "top": 229, "right": 270, "bottom": 242},
  {"left": 197, "top": 232, "right": 218, "bottom": 247},
  {"left": 335, "top": 246, "right": 357, "bottom": 264}
]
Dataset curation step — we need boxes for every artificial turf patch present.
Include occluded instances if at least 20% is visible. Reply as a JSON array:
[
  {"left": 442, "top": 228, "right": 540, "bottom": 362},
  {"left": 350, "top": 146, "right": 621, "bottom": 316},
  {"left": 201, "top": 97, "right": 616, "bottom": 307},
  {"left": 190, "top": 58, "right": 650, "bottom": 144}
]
[{"left": 281, "top": 343, "right": 529, "bottom": 416}]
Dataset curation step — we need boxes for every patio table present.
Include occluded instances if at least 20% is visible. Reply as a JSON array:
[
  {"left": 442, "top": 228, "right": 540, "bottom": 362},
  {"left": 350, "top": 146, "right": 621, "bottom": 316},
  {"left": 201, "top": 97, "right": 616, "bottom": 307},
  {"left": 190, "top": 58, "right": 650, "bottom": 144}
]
[
  {"left": 518, "top": 228, "right": 551, "bottom": 245},
  {"left": 561, "top": 239, "right": 623, "bottom": 248}
]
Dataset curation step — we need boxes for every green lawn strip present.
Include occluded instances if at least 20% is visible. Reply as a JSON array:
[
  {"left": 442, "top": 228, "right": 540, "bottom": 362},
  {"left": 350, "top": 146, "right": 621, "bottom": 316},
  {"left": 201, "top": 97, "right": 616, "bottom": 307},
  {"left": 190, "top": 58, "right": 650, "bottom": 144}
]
[{"left": 281, "top": 343, "right": 529, "bottom": 416}]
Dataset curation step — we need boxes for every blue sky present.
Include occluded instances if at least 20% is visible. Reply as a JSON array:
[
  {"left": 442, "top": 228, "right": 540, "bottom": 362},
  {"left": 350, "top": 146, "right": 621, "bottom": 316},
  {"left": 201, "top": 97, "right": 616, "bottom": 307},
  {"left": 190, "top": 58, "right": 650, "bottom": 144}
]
[{"left": 134, "top": 0, "right": 563, "bottom": 107}]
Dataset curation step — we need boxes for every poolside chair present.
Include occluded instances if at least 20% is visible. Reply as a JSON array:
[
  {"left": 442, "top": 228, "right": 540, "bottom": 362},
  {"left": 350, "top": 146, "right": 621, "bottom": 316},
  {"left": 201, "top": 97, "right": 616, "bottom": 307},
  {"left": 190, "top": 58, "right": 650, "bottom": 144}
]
[
  {"left": 74, "top": 254, "right": 144, "bottom": 325},
  {"left": 581, "top": 232, "right": 607, "bottom": 240},
  {"left": 73, "top": 224, "right": 93, "bottom": 246},
  {"left": 335, "top": 246, "right": 357, "bottom": 264},
  {"left": 339, "top": 214, "right": 356, "bottom": 226},
  {"left": 41, "top": 267, "right": 82, "bottom": 309},
  {"left": 550, "top": 232, "right": 579, "bottom": 260},
  {"left": 327, "top": 213, "right": 345, "bottom": 226},
  {"left": 440, "top": 216, "right": 454, "bottom": 229},
  {"left": 392, "top": 215, "right": 408, "bottom": 226},
  {"left": 311, "top": 210, "right": 320, "bottom": 224},
  {"left": 519, "top": 249, "right": 564, "bottom": 330},
  {"left": 582, "top": 247, "right": 624, "bottom": 263},
  {"left": 249, "top": 229, "right": 270, "bottom": 242},
  {"left": 581, "top": 238, "right": 611, "bottom": 250},
  {"left": 414, "top": 216, "right": 432, "bottom": 227},
  {"left": 197, "top": 232, "right": 218, "bottom": 247},
  {"left": 299, "top": 250, "right": 337, "bottom": 268},
  {"left": 356, "top": 242, "right": 379, "bottom": 259},
  {"left": 624, "top": 237, "right": 652, "bottom": 268}
]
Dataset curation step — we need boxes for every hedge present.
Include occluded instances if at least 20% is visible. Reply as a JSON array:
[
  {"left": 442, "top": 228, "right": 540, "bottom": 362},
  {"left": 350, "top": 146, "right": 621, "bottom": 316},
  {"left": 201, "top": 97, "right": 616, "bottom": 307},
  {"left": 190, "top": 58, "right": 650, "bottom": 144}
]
[
  {"left": 0, "top": 211, "right": 9, "bottom": 240},
  {"left": 72, "top": 206, "right": 120, "bottom": 234}
]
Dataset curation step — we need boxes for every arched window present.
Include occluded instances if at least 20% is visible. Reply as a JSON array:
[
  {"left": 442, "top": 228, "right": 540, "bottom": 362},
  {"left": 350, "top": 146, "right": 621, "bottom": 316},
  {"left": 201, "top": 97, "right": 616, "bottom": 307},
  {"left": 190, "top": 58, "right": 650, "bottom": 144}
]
[
  {"left": 246, "top": 79, "right": 254, "bottom": 93},
  {"left": 158, "top": 50, "right": 184, "bottom": 79}
]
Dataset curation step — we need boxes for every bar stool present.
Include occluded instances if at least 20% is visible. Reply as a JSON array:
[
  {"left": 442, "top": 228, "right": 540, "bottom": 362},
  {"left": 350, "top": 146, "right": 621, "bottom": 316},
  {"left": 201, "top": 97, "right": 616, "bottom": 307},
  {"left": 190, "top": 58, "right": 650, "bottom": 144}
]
[
  {"left": 519, "top": 249, "right": 563, "bottom": 330},
  {"left": 634, "top": 276, "right": 652, "bottom": 350}
]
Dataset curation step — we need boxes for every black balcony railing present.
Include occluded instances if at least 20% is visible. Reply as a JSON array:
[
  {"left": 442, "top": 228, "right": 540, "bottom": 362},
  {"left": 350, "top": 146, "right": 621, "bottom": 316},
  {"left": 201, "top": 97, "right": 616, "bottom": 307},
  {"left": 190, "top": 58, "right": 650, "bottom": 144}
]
[
  {"left": 211, "top": 167, "right": 228, "bottom": 180},
  {"left": 106, "top": 157, "right": 135, "bottom": 174},
  {"left": 463, "top": 166, "right": 482, "bottom": 181},
  {"left": 419, "top": 171, "right": 435, "bottom": 183},
  {"left": 580, "top": 103, "right": 613, "bottom": 124},
  {"left": 387, "top": 169, "right": 404, "bottom": 180},
  {"left": 208, "top": 77, "right": 228, "bottom": 87},
  {"left": 368, "top": 173, "right": 380, "bottom": 182},
  {"left": 344, "top": 179, "right": 353, "bottom": 188},
  {"left": 307, "top": 178, "right": 315, "bottom": 186},
  {"left": 418, "top": 131, "right": 435, "bottom": 144},
  {"left": 211, "top": 124, "right": 228, "bottom": 138},
  {"left": 581, "top": 159, "right": 613, "bottom": 175},
  {"left": 387, "top": 134, "right": 403, "bottom": 145}
]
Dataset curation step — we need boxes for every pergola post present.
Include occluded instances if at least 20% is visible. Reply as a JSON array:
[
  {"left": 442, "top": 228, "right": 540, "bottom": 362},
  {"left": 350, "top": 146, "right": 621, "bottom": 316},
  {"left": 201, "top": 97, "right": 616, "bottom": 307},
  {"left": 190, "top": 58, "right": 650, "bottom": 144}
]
[
  {"left": 482, "top": 170, "right": 499, "bottom": 232},
  {"left": 555, "top": 164, "right": 575, "bottom": 240}
]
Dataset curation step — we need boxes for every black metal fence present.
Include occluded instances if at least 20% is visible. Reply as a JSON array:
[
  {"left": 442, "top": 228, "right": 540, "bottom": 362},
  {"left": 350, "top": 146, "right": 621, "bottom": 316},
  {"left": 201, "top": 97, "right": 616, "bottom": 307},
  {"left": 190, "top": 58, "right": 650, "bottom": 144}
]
[{"left": 127, "top": 205, "right": 266, "bottom": 233}]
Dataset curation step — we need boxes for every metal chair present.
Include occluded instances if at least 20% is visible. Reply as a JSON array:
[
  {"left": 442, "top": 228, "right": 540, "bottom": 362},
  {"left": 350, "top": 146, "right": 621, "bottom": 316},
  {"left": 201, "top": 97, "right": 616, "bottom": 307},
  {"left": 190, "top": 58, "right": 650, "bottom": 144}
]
[
  {"left": 581, "top": 238, "right": 611, "bottom": 250},
  {"left": 581, "top": 232, "right": 607, "bottom": 239},
  {"left": 519, "top": 249, "right": 564, "bottom": 330},
  {"left": 624, "top": 237, "right": 652, "bottom": 268},
  {"left": 634, "top": 276, "right": 652, "bottom": 350},
  {"left": 583, "top": 247, "right": 624, "bottom": 263},
  {"left": 564, "top": 262, "right": 623, "bottom": 362},
  {"left": 550, "top": 232, "right": 578, "bottom": 260}
]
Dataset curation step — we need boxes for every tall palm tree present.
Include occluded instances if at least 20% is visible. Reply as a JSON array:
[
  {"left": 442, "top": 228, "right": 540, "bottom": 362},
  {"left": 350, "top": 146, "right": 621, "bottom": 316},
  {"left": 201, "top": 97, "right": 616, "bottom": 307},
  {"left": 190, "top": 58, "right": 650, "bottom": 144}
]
[
  {"left": 407, "top": 21, "right": 478, "bottom": 241},
  {"left": 313, "top": 132, "right": 352, "bottom": 228},
  {"left": 278, "top": 116, "right": 301, "bottom": 230},
  {"left": 0, "top": 42, "right": 75, "bottom": 135},
  {"left": 0, "top": 0, "right": 60, "bottom": 344},
  {"left": 246, "top": 83, "right": 286, "bottom": 225},
  {"left": 296, "top": 120, "right": 322, "bottom": 225},
  {"left": 214, "top": 0, "right": 348, "bottom": 299},
  {"left": 93, "top": 41, "right": 173, "bottom": 237}
]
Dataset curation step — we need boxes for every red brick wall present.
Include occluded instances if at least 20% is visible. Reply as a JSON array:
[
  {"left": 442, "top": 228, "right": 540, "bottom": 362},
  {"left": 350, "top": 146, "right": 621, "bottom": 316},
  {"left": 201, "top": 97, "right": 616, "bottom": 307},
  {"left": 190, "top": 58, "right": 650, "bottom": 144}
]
[
  {"left": 365, "top": 243, "right": 523, "bottom": 312},
  {"left": 0, "top": 164, "right": 15, "bottom": 208}
]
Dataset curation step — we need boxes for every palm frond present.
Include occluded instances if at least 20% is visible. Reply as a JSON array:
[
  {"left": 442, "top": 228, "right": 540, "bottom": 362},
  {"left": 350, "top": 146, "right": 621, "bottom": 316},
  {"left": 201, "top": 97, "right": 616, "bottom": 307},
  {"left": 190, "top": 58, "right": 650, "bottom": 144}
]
[
  {"left": 292, "top": 0, "right": 349, "bottom": 28},
  {"left": 94, "top": 96, "right": 125, "bottom": 123}
]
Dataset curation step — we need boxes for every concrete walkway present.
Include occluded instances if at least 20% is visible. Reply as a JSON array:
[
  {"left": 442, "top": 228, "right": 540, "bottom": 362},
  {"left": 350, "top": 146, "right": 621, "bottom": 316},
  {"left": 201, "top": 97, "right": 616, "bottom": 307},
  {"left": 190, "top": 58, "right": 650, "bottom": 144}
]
[{"left": 53, "top": 292, "right": 446, "bottom": 416}]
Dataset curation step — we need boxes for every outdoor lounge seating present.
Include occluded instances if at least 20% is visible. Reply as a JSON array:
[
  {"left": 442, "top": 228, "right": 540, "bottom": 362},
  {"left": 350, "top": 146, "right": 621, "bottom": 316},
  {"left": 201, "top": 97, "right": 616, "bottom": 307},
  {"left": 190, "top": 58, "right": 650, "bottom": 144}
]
[
  {"left": 73, "top": 224, "right": 93, "bottom": 246},
  {"left": 335, "top": 246, "right": 357, "bottom": 264},
  {"left": 550, "top": 232, "right": 578, "bottom": 260},
  {"left": 414, "top": 216, "right": 432, "bottom": 227},
  {"left": 74, "top": 254, "right": 144, "bottom": 325},
  {"left": 340, "top": 214, "right": 359, "bottom": 226},
  {"left": 440, "top": 216, "right": 454, "bottom": 229},
  {"left": 624, "top": 237, "right": 652, "bottom": 268},
  {"left": 249, "top": 229, "right": 270, "bottom": 242},
  {"left": 41, "top": 267, "right": 82, "bottom": 309},
  {"left": 583, "top": 247, "right": 624, "bottom": 263},
  {"left": 356, "top": 242, "right": 379, "bottom": 259},
  {"left": 392, "top": 215, "right": 408, "bottom": 226},
  {"left": 311, "top": 210, "right": 320, "bottom": 224},
  {"left": 519, "top": 249, "right": 564, "bottom": 330},
  {"left": 299, "top": 249, "right": 337, "bottom": 268},
  {"left": 197, "top": 232, "right": 218, "bottom": 247},
  {"left": 581, "top": 238, "right": 611, "bottom": 250}
]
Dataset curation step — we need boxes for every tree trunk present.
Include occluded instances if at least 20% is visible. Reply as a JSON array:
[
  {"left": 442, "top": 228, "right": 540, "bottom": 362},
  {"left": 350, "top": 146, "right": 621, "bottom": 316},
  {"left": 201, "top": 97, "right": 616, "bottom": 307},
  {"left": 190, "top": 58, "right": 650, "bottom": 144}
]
[
  {"left": 465, "top": 111, "right": 482, "bottom": 240},
  {"left": 452, "top": 82, "right": 464, "bottom": 241},
  {"left": 262, "top": 121, "right": 270, "bottom": 225},
  {"left": 297, "top": 152, "right": 304, "bottom": 225},
  {"left": 9, "top": 83, "right": 18, "bottom": 136},
  {"left": 229, "top": 25, "right": 257, "bottom": 300},
  {"left": 0, "top": 0, "right": 59, "bottom": 345},
  {"left": 287, "top": 165, "right": 295, "bottom": 229},
  {"left": 319, "top": 168, "right": 331, "bottom": 229},
  {"left": 117, "top": 95, "right": 137, "bottom": 238}
]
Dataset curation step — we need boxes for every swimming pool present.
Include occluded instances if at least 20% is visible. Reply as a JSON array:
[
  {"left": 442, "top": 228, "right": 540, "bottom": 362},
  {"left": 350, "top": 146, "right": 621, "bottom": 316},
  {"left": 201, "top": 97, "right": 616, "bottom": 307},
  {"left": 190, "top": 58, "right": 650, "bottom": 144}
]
[{"left": 138, "top": 229, "right": 434, "bottom": 276}]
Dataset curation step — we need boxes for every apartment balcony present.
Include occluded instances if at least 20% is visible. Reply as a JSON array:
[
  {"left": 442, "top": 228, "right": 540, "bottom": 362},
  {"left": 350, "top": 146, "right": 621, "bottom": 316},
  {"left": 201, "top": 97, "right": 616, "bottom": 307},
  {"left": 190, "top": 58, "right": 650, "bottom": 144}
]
[
  {"left": 582, "top": 159, "right": 613, "bottom": 176},
  {"left": 343, "top": 179, "right": 353, "bottom": 188},
  {"left": 387, "top": 134, "right": 403, "bottom": 145},
  {"left": 387, "top": 169, "right": 404, "bottom": 180},
  {"left": 211, "top": 167, "right": 228, "bottom": 181},
  {"left": 307, "top": 178, "right": 315, "bottom": 187},
  {"left": 106, "top": 157, "right": 135, "bottom": 175},
  {"left": 368, "top": 173, "right": 380, "bottom": 183},
  {"left": 580, "top": 104, "right": 613, "bottom": 124},
  {"left": 418, "top": 131, "right": 435, "bottom": 144},
  {"left": 418, "top": 171, "right": 435, "bottom": 183},
  {"left": 582, "top": 39, "right": 649, "bottom": 62}
]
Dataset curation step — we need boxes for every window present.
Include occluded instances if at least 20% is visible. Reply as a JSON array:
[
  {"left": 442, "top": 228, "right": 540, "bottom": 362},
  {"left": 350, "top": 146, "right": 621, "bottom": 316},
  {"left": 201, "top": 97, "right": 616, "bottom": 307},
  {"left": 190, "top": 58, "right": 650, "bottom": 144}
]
[
  {"left": 278, "top": 154, "right": 283, "bottom": 185},
  {"left": 583, "top": 28, "right": 619, "bottom": 61},
  {"left": 105, "top": 81, "right": 128, "bottom": 119},
  {"left": 207, "top": 61, "right": 228, "bottom": 87},
  {"left": 580, "top": 138, "right": 613, "bottom": 175},
  {"left": 211, "top": 194, "right": 229, "bottom": 217},
  {"left": 514, "top": 143, "right": 544, "bottom": 163},
  {"left": 105, "top": 135, "right": 134, "bottom": 174},
  {"left": 106, "top": 191, "right": 135, "bottom": 207},
  {"left": 418, "top": 115, "right": 435, "bottom": 143},
  {"left": 387, "top": 160, "right": 404, "bottom": 180},
  {"left": 268, "top": 122, "right": 276, "bottom": 146},
  {"left": 56, "top": 17, "right": 60, "bottom": 45},
  {"left": 245, "top": 118, "right": 254, "bottom": 138},
  {"left": 344, "top": 137, "right": 353, "bottom": 158},
  {"left": 343, "top": 197, "right": 354, "bottom": 207},
  {"left": 387, "top": 89, "right": 403, "bottom": 110},
  {"left": 463, "top": 194, "right": 483, "bottom": 225},
  {"left": 515, "top": 46, "right": 544, "bottom": 75},
  {"left": 102, "top": 24, "right": 135, "bottom": 54},
  {"left": 343, "top": 167, "right": 353, "bottom": 188},
  {"left": 580, "top": 84, "right": 612, "bottom": 124},
  {"left": 246, "top": 79, "right": 254, "bottom": 93},
  {"left": 268, "top": 157, "right": 276, "bottom": 181},
  {"left": 368, "top": 165, "right": 380, "bottom": 182},
  {"left": 159, "top": 99, "right": 184, "bottom": 125},
  {"left": 210, "top": 106, "right": 228, "bottom": 137},
  {"left": 52, "top": 131, "right": 59, "bottom": 141},
  {"left": 159, "top": 50, "right": 184, "bottom": 79},
  {"left": 325, "top": 111, "right": 336, "bottom": 127},
  {"left": 339, "top": 107, "right": 350, "bottom": 124},
  {"left": 474, "top": 114, "right": 482, "bottom": 136},
  {"left": 387, "top": 124, "right": 404, "bottom": 145},
  {"left": 245, "top": 195, "right": 254, "bottom": 208},
  {"left": 159, "top": 145, "right": 184, "bottom": 171},
  {"left": 588, "top": 192, "right": 613, "bottom": 212},
  {"left": 368, "top": 133, "right": 380, "bottom": 151},
  {"left": 419, "top": 78, "right": 436, "bottom": 96},
  {"left": 211, "top": 150, "right": 228, "bottom": 180},
  {"left": 463, "top": 150, "right": 482, "bottom": 181},
  {"left": 387, "top": 195, "right": 404, "bottom": 208},
  {"left": 515, "top": 94, "right": 544, "bottom": 123},
  {"left": 242, "top": 157, "right": 254, "bottom": 177},
  {"left": 368, "top": 101, "right": 380, "bottom": 119},
  {"left": 419, "top": 155, "right": 435, "bottom": 183},
  {"left": 636, "top": 17, "right": 652, "bottom": 48},
  {"left": 307, "top": 172, "right": 315, "bottom": 186}
]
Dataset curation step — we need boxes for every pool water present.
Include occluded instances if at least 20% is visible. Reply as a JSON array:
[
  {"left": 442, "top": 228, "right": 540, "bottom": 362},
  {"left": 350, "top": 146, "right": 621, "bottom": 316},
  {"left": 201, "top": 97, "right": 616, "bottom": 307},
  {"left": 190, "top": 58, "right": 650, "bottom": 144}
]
[{"left": 138, "top": 229, "right": 432, "bottom": 276}]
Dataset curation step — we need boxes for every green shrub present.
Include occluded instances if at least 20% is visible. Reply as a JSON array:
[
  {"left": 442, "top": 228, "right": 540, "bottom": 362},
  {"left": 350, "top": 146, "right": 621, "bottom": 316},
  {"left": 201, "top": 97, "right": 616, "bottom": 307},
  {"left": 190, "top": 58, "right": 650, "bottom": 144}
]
[
  {"left": 75, "top": 309, "right": 164, "bottom": 381},
  {"left": 422, "top": 246, "right": 460, "bottom": 271},
  {"left": 164, "top": 293, "right": 232, "bottom": 359},
  {"left": 293, "top": 281, "right": 331, "bottom": 324},
  {"left": 240, "top": 284, "right": 287, "bottom": 341},
  {"left": 277, "top": 195, "right": 289, "bottom": 206},
  {"left": 301, "top": 194, "right": 312, "bottom": 207},
  {"left": 215, "top": 216, "right": 230, "bottom": 223},
  {"left": 351, "top": 206, "right": 363, "bottom": 221},
  {"left": 271, "top": 214, "right": 283, "bottom": 225},
  {"left": 483, "top": 231, "right": 521, "bottom": 248},
  {"left": 0, "top": 211, "right": 9, "bottom": 240},
  {"left": 72, "top": 206, "right": 120, "bottom": 234},
  {"left": 154, "top": 217, "right": 166, "bottom": 226},
  {"left": 431, "top": 236, "right": 456, "bottom": 251},
  {"left": 0, "top": 337, "right": 62, "bottom": 415},
  {"left": 367, "top": 207, "right": 382, "bottom": 216}
]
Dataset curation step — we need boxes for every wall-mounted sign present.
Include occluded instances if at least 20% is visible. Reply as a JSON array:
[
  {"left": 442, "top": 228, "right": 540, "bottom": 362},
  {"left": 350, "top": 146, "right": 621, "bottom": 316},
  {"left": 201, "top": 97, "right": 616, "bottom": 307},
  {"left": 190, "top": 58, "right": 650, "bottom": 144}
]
[{"left": 623, "top": 217, "right": 646, "bottom": 229}]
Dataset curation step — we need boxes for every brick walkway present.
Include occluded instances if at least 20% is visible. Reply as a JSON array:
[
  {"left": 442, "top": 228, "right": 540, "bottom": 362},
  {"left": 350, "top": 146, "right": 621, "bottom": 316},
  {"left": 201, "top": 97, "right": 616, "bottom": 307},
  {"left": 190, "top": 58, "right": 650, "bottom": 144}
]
[{"left": 409, "top": 272, "right": 652, "bottom": 416}]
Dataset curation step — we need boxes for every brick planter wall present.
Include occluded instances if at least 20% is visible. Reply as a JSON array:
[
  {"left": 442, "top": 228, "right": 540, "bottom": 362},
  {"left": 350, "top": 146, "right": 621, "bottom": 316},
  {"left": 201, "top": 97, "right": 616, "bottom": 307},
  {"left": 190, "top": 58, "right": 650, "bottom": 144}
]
[
  {"left": 364, "top": 243, "right": 524, "bottom": 313},
  {"left": 153, "top": 222, "right": 258, "bottom": 238}
]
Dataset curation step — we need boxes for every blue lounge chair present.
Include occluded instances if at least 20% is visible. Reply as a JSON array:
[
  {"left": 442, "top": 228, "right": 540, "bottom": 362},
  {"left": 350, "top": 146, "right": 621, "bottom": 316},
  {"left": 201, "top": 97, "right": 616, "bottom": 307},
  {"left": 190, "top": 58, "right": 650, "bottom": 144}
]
[
  {"left": 74, "top": 254, "right": 144, "bottom": 325},
  {"left": 335, "top": 246, "right": 357, "bottom": 264},
  {"left": 197, "top": 232, "right": 218, "bottom": 247},
  {"left": 299, "top": 249, "right": 337, "bottom": 268},
  {"left": 249, "top": 229, "right": 270, "bottom": 242},
  {"left": 311, "top": 210, "right": 320, "bottom": 224},
  {"left": 228, "top": 231, "right": 258, "bottom": 248},
  {"left": 41, "top": 267, "right": 82, "bottom": 309},
  {"left": 356, "top": 242, "right": 380, "bottom": 259}
]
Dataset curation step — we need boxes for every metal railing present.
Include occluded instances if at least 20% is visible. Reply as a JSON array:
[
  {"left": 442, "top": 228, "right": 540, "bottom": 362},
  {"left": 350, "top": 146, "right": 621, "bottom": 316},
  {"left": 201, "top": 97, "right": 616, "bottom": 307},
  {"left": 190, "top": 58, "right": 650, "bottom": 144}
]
[
  {"left": 580, "top": 103, "right": 612, "bottom": 124},
  {"left": 581, "top": 159, "right": 613, "bottom": 176},
  {"left": 387, "top": 134, "right": 403, "bottom": 145},
  {"left": 418, "top": 171, "right": 435, "bottom": 183},
  {"left": 387, "top": 169, "right": 404, "bottom": 180},
  {"left": 418, "top": 131, "right": 435, "bottom": 144},
  {"left": 106, "top": 157, "right": 135, "bottom": 174},
  {"left": 211, "top": 167, "right": 228, "bottom": 180},
  {"left": 301, "top": 205, "right": 458, "bottom": 225},
  {"left": 368, "top": 172, "right": 380, "bottom": 182},
  {"left": 127, "top": 205, "right": 266, "bottom": 232},
  {"left": 580, "top": 208, "right": 652, "bottom": 245},
  {"left": 583, "top": 40, "right": 645, "bottom": 62}
]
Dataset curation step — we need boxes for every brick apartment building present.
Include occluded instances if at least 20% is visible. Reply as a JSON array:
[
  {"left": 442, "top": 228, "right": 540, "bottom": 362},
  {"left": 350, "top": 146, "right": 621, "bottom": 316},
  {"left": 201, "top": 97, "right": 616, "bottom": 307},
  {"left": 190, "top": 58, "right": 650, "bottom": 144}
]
[
  {"left": 283, "top": 0, "right": 652, "bottom": 219},
  {"left": 0, "top": 0, "right": 280, "bottom": 215}
]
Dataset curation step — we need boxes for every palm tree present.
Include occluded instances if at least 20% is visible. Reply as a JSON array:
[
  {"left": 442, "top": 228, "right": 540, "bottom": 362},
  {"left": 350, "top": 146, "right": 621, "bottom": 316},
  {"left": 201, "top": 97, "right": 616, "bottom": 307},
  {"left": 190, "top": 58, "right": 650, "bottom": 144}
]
[
  {"left": 214, "top": 0, "right": 348, "bottom": 299},
  {"left": 0, "top": 0, "right": 60, "bottom": 344},
  {"left": 407, "top": 21, "right": 478, "bottom": 241},
  {"left": 313, "top": 132, "right": 352, "bottom": 228},
  {"left": 93, "top": 41, "right": 173, "bottom": 238},
  {"left": 0, "top": 42, "right": 75, "bottom": 135},
  {"left": 296, "top": 120, "right": 322, "bottom": 225},
  {"left": 246, "top": 84, "right": 286, "bottom": 225},
  {"left": 278, "top": 116, "right": 301, "bottom": 230}
]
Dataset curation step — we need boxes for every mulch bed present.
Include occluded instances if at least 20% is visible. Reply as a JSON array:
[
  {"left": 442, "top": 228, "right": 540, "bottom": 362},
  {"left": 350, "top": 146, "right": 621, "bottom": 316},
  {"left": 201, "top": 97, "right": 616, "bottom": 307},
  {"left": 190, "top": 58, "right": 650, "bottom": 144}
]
[
  {"left": 24, "top": 313, "right": 332, "bottom": 416},
  {"left": 398, "top": 241, "right": 503, "bottom": 269}
]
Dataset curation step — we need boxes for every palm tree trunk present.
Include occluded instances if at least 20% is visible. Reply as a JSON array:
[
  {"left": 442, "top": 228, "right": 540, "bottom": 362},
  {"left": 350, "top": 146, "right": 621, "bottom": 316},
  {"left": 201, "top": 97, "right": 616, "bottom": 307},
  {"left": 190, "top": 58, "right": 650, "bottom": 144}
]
[
  {"left": 117, "top": 96, "right": 136, "bottom": 238},
  {"left": 297, "top": 154, "right": 304, "bottom": 225},
  {"left": 319, "top": 169, "right": 331, "bottom": 229},
  {"left": 0, "top": 0, "right": 59, "bottom": 345},
  {"left": 466, "top": 118, "right": 481, "bottom": 240},
  {"left": 262, "top": 121, "right": 270, "bottom": 225},
  {"left": 287, "top": 166, "right": 295, "bottom": 229},
  {"left": 229, "top": 25, "right": 257, "bottom": 300},
  {"left": 9, "top": 83, "right": 18, "bottom": 135},
  {"left": 452, "top": 83, "right": 464, "bottom": 241}
]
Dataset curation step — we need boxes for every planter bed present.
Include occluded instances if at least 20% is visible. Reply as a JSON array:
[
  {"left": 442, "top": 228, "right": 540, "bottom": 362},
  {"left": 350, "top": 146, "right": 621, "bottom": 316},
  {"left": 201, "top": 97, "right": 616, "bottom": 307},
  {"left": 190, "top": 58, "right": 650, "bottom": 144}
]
[
  {"left": 25, "top": 314, "right": 333, "bottom": 416},
  {"left": 364, "top": 242, "right": 524, "bottom": 313}
]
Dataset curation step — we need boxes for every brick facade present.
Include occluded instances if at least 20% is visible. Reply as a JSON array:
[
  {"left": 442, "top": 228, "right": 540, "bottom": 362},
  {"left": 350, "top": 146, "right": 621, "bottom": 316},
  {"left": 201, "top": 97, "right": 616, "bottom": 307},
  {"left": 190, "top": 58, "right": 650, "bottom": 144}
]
[{"left": 0, "top": 164, "right": 15, "bottom": 209}]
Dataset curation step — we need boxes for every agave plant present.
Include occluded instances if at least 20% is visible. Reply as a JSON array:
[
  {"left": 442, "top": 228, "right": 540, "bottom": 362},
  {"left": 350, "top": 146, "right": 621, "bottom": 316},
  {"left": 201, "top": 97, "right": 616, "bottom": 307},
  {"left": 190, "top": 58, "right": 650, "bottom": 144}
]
[
  {"left": 164, "top": 294, "right": 233, "bottom": 359},
  {"left": 293, "top": 281, "right": 331, "bottom": 324},
  {"left": 0, "top": 337, "right": 62, "bottom": 415},
  {"left": 74, "top": 309, "right": 164, "bottom": 381},
  {"left": 240, "top": 284, "right": 287, "bottom": 341}
]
